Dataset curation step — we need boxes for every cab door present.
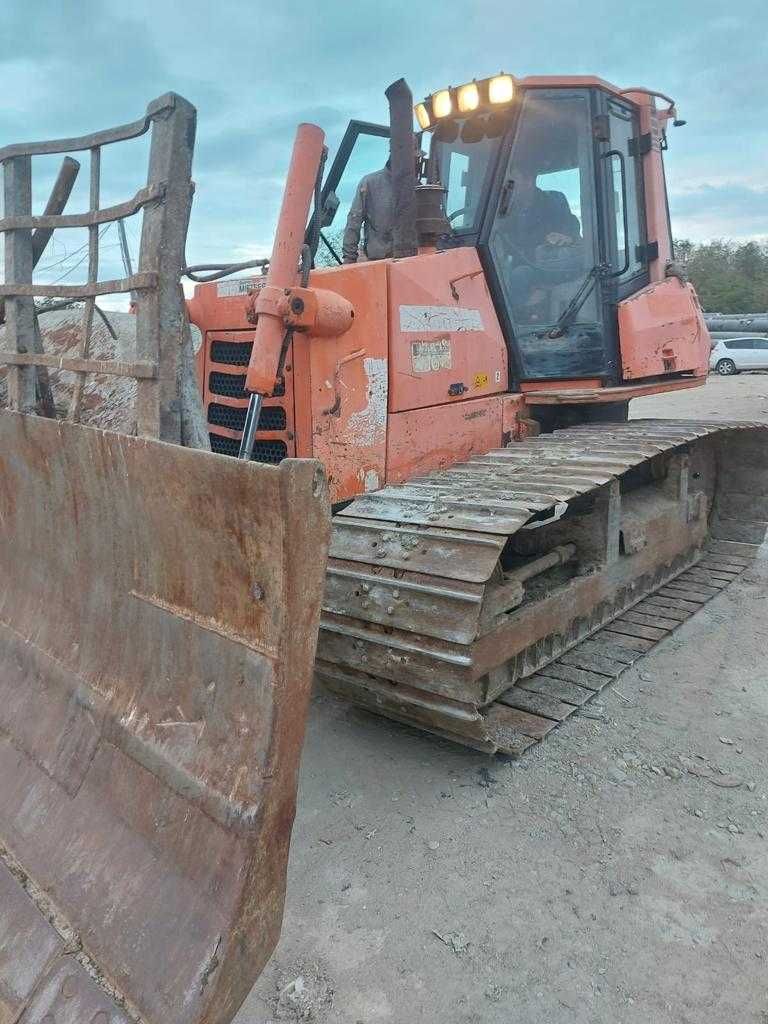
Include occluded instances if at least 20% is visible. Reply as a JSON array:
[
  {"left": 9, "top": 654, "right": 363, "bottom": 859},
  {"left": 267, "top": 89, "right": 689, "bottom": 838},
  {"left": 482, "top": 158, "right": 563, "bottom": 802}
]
[
  {"left": 482, "top": 87, "right": 608, "bottom": 382},
  {"left": 601, "top": 98, "right": 649, "bottom": 293}
]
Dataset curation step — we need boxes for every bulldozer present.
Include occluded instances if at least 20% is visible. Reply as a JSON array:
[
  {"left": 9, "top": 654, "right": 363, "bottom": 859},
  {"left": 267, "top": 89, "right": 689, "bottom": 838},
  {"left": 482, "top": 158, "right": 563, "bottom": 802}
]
[
  {"left": 188, "top": 74, "right": 768, "bottom": 755},
  {"left": 1, "top": 72, "right": 767, "bottom": 1024}
]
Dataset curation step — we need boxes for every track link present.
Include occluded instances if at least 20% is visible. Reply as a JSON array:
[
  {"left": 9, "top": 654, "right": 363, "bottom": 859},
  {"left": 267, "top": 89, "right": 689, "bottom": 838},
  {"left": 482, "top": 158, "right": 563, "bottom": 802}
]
[
  {"left": 479, "top": 538, "right": 758, "bottom": 756},
  {"left": 317, "top": 420, "right": 768, "bottom": 754}
]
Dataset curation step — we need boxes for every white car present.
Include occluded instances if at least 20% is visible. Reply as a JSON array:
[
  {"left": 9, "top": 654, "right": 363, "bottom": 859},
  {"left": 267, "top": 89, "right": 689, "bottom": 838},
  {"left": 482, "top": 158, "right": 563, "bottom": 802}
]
[{"left": 710, "top": 336, "right": 768, "bottom": 375}]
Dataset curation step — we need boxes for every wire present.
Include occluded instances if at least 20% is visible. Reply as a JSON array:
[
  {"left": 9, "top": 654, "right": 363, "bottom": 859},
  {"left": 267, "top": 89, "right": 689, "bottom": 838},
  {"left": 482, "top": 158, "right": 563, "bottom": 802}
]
[
  {"left": 183, "top": 259, "right": 269, "bottom": 283},
  {"left": 36, "top": 238, "right": 91, "bottom": 272},
  {"left": 47, "top": 223, "right": 112, "bottom": 285}
]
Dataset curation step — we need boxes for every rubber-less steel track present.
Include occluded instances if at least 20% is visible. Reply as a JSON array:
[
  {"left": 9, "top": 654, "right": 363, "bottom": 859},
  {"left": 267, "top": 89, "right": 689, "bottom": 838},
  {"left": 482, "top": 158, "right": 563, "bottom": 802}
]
[
  {"left": 317, "top": 420, "right": 768, "bottom": 754},
  {"left": 483, "top": 538, "right": 759, "bottom": 755}
]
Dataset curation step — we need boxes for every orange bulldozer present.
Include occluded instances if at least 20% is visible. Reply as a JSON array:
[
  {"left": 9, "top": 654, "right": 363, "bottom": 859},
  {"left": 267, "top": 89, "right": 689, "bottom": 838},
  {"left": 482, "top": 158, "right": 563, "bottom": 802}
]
[
  {"left": 190, "top": 75, "right": 768, "bottom": 756},
  {"left": 1, "top": 72, "right": 766, "bottom": 1024}
]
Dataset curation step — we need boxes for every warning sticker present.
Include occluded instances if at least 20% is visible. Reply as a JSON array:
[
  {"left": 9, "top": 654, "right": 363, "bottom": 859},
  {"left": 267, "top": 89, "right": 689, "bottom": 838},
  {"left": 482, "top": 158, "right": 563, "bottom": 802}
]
[{"left": 411, "top": 339, "right": 452, "bottom": 373}]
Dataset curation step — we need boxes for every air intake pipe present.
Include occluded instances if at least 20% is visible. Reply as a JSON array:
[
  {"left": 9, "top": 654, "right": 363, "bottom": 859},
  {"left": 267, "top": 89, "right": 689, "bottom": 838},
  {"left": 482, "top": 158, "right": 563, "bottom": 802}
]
[{"left": 385, "top": 78, "right": 418, "bottom": 259}]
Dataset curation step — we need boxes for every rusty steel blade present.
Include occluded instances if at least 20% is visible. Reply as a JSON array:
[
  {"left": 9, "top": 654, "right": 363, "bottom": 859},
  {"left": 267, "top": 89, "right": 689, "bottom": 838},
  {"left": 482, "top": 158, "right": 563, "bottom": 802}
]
[{"left": 0, "top": 409, "right": 329, "bottom": 1024}]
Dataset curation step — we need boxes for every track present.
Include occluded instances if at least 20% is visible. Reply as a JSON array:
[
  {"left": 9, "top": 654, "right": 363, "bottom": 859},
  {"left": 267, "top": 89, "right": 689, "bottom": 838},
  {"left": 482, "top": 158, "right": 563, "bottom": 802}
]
[{"left": 317, "top": 420, "right": 768, "bottom": 754}]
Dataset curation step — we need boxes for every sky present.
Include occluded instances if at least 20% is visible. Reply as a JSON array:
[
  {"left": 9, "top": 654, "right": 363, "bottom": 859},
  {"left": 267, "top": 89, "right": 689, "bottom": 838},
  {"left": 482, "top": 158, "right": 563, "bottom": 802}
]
[{"left": 0, "top": 0, "right": 766, "bottom": 307}]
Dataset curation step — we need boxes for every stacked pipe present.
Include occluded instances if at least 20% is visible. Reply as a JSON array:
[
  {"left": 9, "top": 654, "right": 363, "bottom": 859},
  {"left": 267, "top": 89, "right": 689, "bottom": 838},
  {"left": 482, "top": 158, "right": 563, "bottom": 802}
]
[{"left": 705, "top": 314, "right": 768, "bottom": 334}]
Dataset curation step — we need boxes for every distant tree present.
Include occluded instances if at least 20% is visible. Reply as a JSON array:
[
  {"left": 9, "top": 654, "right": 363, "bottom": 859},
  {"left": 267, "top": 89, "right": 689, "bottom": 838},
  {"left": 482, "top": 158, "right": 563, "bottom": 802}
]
[{"left": 674, "top": 238, "right": 768, "bottom": 313}]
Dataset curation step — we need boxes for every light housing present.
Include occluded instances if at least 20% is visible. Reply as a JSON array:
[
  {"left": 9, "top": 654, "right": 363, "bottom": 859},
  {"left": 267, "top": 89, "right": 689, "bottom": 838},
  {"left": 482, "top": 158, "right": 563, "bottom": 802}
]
[
  {"left": 414, "top": 102, "right": 431, "bottom": 130},
  {"left": 432, "top": 89, "right": 453, "bottom": 119},
  {"left": 488, "top": 74, "right": 514, "bottom": 104},
  {"left": 457, "top": 81, "right": 480, "bottom": 113}
]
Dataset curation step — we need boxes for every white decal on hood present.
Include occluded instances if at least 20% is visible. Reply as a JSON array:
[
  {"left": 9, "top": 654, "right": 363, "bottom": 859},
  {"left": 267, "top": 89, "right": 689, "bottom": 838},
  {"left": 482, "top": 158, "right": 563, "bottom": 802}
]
[{"left": 399, "top": 305, "right": 484, "bottom": 333}]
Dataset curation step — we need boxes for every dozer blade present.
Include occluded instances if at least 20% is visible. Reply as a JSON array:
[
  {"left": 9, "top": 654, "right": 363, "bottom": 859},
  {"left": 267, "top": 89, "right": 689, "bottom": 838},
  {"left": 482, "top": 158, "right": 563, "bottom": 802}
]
[
  {"left": 318, "top": 419, "right": 768, "bottom": 755},
  {"left": 0, "top": 411, "right": 329, "bottom": 1024}
]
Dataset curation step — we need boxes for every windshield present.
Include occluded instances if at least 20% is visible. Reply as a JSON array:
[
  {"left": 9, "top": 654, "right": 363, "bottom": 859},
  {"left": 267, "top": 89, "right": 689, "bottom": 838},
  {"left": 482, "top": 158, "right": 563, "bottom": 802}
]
[
  {"left": 489, "top": 91, "right": 598, "bottom": 333},
  {"left": 485, "top": 89, "right": 605, "bottom": 379},
  {"left": 428, "top": 119, "right": 499, "bottom": 232}
]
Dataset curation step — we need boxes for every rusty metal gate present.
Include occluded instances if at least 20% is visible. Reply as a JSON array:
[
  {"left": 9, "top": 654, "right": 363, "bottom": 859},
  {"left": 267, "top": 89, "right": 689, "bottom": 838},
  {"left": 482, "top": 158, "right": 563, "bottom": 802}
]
[{"left": 0, "top": 96, "right": 330, "bottom": 1024}]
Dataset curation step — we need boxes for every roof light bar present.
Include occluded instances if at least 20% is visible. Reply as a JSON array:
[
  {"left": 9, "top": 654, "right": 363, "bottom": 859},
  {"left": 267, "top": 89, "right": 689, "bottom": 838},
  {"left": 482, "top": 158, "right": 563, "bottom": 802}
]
[{"left": 414, "top": 73, "right": 516, "bottom": 129}]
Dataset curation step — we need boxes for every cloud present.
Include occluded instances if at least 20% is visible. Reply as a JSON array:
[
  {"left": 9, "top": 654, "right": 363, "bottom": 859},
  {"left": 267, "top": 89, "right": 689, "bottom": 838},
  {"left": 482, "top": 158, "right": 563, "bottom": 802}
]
[
  {"left": 0, "top": 0, "right": 765, "bottom": 287},
  {"left": 670, "top": 183, "right": 768, "bottom": 242}
]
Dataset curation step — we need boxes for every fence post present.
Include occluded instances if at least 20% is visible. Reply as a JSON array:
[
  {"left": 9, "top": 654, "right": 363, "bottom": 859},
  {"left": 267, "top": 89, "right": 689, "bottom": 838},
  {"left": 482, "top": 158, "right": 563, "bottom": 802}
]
[
  {"left": 3, "top": 155, "right": 36, "bottom": 412},
  {"left": 135, "top": 93, "right": 196, "bottom": 441}
]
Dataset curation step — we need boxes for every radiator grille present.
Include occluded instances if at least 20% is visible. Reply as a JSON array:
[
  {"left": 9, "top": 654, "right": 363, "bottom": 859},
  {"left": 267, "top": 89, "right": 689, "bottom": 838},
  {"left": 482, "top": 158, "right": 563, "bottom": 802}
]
[
  {"left": 256, "top": 406, "right": 287, "bottom": 431},
  {"left": 207, "top": 402, "right": 286, "bottom": 433},
  {"left": 209, "top": 371, "right": 247, "bottom": 399},
  {"left": 207, "top": 345, "right": 285, "bottom": 396},
  {"left": 208, "top": 403, "right": 246, "bottom": 432},
  {"left": 209, "top": 433, "right": 288, "bottom": 464},
  {"left": 210, "top": 340, "right": 252, "bottom": 366}
]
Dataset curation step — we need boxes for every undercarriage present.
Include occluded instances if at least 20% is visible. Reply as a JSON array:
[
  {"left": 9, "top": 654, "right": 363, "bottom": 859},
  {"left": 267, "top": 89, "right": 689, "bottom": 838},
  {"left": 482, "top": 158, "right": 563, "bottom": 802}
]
[{"left": 317, "top": 420, "right": 768, "bottom": 753}]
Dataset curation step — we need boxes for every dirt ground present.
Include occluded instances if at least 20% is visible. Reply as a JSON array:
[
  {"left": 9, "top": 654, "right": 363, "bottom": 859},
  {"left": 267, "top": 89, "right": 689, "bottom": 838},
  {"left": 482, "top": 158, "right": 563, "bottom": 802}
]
[{"left": 240, "top": 375, "right": 768, "bottom": 1024}]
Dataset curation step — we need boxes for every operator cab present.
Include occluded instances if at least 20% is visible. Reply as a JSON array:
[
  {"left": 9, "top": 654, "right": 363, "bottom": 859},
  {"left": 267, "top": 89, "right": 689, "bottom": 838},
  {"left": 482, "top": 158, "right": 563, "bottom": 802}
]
[{"left": 318, "top": 74, "right": 661, "bottom": 386}]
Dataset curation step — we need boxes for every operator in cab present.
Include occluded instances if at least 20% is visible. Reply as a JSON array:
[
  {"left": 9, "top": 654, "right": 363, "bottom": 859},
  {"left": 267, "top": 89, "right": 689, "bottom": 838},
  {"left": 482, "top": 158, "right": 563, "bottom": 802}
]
[
  {"left": 342, "top": 159, "right": 394, "bottom": 263},
  {"left": 507, "top": 162, "right": 581, "bottom": 256},
  {"left": 500, "top": 156, "right": 583, "bottom": 320}
]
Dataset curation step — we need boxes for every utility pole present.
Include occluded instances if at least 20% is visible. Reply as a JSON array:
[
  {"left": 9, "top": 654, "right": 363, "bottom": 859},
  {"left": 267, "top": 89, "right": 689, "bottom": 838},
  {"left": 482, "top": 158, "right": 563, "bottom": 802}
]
[{"left": 118, "top": 218, "right": 137, "bottom": 312}]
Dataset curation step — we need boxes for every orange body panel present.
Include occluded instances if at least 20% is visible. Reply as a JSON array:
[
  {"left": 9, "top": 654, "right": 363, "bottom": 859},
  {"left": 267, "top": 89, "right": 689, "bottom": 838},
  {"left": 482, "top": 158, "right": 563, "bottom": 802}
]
[
  {"left": 187, "top": 276, "right": 262, "bottom": 333},
  {"left": 387, "top": 394, "right": 526, "bottom": 484},
  {"left": 386, "top": 248, "right": 507, "bottom": 412},
  {"left": 189, "top": 248, "right": 709, "bottom": 501},
  {"left": 299, "top": 260, "right": 390, "bottom": 497},
  {"left": 618, "top": 277, "right": 710, "bottom": 380},
  {"left": 524, "top": 377, "right": 704, "bottom": 405}
]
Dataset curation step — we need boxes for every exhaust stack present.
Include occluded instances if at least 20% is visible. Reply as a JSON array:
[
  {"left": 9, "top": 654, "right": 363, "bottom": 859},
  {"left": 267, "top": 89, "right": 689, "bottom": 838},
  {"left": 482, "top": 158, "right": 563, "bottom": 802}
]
[{"left": 385, "top": 78, "right": 418, "bottom": 259}]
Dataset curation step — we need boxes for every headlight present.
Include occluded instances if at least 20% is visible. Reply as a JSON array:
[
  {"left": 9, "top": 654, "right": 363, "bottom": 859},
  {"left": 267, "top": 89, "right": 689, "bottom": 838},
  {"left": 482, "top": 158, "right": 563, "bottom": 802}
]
[
  {"left": 414, "top": 103, "right": 431, "bottom": 130},
  {"left": 488, "top": 74, "right": 514, "bottom": 104},
  {"left": 432, "top": 89, "right": 453, "bottom": 119},
  {"left": 457, "top": 82, "right": 480, "bottom": 113}
]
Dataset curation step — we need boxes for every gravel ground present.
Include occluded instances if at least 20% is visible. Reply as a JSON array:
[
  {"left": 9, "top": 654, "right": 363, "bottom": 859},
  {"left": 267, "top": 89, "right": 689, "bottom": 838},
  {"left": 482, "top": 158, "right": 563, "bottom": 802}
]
[{"left": 239, "top": 375, "right": 768, "bottom": 1024}]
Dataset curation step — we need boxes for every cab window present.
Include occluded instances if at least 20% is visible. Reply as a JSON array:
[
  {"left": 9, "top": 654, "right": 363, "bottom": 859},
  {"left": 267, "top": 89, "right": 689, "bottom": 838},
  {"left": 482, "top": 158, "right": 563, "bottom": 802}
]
[
  {"left": 488, "top": 90, "right": 599, "bottom": 332},
  {"left": 607, "top": 100, "right": 645, "bottom": 278},
  {"left": 430, "top": 124, "right": 497, "bottom": 232}
]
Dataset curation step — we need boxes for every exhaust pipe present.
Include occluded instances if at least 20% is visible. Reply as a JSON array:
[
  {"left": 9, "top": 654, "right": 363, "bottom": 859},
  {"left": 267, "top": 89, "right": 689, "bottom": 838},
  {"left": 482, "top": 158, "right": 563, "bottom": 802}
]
[{"left": 385, "top": 78, "right": 418, "bottom": 259}]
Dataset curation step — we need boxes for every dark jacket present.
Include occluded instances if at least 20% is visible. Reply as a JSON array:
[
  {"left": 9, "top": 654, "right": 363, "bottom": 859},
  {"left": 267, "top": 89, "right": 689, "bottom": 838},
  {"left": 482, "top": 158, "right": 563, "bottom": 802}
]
[{"left": 509, "top": 187, "right": 582, "bottom": 256}]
